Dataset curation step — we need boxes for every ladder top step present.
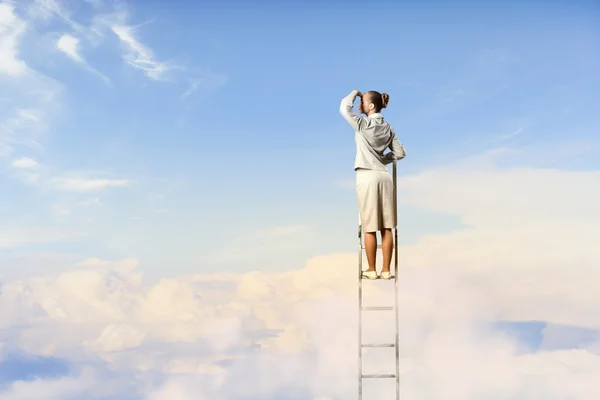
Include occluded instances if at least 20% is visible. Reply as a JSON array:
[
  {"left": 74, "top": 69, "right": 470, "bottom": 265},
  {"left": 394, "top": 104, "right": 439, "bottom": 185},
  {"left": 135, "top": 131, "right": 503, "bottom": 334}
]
[
  {"left": 361, "top": 343, "right": 395, "bottom": 348},
  {"left": 362, "top": 306, "right": 394, "bottom": 311},
  {"left": 361, "top": 374, "right": 396, "bottom": 379}
]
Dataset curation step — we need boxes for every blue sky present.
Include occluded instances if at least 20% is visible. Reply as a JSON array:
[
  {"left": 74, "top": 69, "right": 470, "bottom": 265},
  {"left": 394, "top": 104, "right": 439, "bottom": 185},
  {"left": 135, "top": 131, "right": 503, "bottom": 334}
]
[{"left": 2, "top": 0, "right": 599, "bottom": 279}]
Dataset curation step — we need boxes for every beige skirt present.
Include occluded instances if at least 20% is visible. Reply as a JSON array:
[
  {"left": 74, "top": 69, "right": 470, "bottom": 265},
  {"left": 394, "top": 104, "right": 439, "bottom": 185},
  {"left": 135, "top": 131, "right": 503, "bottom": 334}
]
[{"left": 356, "top": 168, "right": 396, "bottom": 233}]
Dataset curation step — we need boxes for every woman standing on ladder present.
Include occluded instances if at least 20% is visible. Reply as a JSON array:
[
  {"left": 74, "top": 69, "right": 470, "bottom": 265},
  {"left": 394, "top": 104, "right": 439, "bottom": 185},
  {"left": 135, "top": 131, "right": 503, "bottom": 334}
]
[{"left": 340, "top": 89, "right": 406, "bottom": 280}]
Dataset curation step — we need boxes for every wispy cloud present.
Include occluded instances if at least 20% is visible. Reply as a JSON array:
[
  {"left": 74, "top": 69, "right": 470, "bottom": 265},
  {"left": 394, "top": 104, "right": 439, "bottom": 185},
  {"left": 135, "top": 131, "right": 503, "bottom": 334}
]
[
  {"left": 91, "top": 7, "right": 225, "bottom": 89},
  {"left": 10, "top": 156, "right": 41, "bottom": 182},
  {"left": 488, "top": 118, "right": 535, "bottom": 142},
  {"left": 0, "top": 109, "right": 43, "bottom": 155},
  {"left": 497, "top": 126, "right": 524, "bottom": 140},
  {"left": 111, "top": 23, "right": 176, "bottom": 81},
  {"left": 27, "top": 0, "right": 84, "bottom": 33},
  {"left": 50, "top": 175, "right": 132, "bottom": 192},
  {"left": 56, "top": 33, "right": 111, "bottom": 83},
  {"left": 85, "top": 3, "right": 226, "bottom": 93},
  {"left": 7, "top": 154, "right": 131, "bottom": 197},
  {"left": 27, "top": 1, "right": 178, "bottom": 84},
  {"left": 181, "top": 70, "right": 228, "bottom": 99},
  {"left": 181, "top": 80, "right": 203, "bottom": 99},
  {"left": 1, "top": 94, "right": 58, "bottom": 156},
  {"left": 11, "top": 157, "right": 40, "bottom": 169},
  {"left": 0, "top": 2, "right": 28, "bottom": 77}
]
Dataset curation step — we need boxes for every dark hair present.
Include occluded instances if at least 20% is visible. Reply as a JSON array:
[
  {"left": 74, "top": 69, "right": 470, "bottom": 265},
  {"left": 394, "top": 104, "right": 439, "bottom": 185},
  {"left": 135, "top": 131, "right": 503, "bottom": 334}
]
[{"left": 366, "top": 91, "right": 390, "bottom": 112}]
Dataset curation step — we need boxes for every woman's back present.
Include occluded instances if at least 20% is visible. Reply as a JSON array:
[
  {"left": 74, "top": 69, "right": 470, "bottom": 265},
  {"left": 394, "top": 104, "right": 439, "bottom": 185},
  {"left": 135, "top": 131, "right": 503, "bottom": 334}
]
[
  {"left": 339, "top": 90, "right": 406, "bottom": 171},
  {"left": 353, "top": 113, "right": 396, "bottom": 170}
]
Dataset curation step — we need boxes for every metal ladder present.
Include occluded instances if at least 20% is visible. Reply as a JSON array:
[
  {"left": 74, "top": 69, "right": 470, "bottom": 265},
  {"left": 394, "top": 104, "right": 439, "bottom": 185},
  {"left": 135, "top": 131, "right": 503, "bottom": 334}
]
[{"left": 358, "top": 161, "right": 399, "bottom": 400}]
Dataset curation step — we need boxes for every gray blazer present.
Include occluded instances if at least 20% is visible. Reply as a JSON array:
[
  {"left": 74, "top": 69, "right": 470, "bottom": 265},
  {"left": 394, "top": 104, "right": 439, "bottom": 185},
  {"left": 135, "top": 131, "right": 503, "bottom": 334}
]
[{"left": 340, "top": 90, "right": 406, "bottom": 171}]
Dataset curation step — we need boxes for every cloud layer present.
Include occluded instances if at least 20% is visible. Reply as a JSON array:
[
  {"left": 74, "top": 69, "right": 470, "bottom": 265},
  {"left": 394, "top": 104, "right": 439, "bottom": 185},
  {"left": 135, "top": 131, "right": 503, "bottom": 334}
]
[{"left": 0, "top": 241, "right": 598, "bottom": 399}]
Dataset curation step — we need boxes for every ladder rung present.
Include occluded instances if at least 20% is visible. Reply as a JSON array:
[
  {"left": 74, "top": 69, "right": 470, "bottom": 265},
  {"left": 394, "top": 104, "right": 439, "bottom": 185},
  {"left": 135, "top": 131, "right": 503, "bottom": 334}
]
[
  {"left": 361, "top": 374, "right": 396, "bottom": 379},
  {"left": 362, "top": 306, "right": 394, "bottom": 311},
  {"left": 361, "top": 343, "right": 395, "bottom": 348}
]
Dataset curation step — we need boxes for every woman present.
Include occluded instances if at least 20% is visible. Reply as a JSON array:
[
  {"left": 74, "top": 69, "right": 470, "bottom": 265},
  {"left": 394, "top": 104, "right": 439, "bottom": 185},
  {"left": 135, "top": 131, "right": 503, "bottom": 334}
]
[{"left": 339, "top": 89, "right": 406, "bottom": 280}]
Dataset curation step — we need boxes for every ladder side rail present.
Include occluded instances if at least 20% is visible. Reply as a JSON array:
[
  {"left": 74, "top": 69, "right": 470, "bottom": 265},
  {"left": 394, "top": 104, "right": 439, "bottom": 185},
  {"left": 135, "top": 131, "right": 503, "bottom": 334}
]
[
  {"left": 358, "top": 215, "right": 363, "bottom": 400},
  {"left": 393, "top": 161, "right": 400, "bottom": 399}
]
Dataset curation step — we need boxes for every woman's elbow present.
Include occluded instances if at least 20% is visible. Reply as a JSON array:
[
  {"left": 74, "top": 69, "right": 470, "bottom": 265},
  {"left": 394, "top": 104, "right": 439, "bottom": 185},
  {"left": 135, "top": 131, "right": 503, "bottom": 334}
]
[{"left": 395, "top": 150, "right": 406, "bottom": 160}]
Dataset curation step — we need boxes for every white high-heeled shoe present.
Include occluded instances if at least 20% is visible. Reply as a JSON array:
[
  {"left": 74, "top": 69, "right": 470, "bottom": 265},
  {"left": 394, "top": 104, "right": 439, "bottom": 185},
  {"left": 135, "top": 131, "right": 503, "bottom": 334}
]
[
  {"left": 361, "top": 270, "right": 378, "bottom": 280},
  {"left": 380, "top": 271, "right": 393, "bottom": 280}
]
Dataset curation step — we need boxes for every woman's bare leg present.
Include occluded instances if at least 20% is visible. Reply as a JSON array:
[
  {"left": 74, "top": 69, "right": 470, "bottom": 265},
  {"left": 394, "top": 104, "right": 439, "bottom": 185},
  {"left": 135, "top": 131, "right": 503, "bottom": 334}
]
[
  {"left": 364, "top": 231, "right": 377, "bottom": 272},
  {"left": 381, "top": 228, "right": 393, "bottom": 273}
]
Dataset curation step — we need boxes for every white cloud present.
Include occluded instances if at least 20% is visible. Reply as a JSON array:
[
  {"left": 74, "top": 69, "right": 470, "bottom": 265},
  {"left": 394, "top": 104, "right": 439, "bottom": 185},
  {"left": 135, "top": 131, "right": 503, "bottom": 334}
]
[
  {"left": 56, "top": 33, "right": 111, "bottom": 83},
  {"left": 392, "top": 155, "right": 599, "bottom": 330},
  {"left": 111, "top": 23, "right": 175, "bottom": 81},
  {"left": 0, "top": 2, "right": 28, "bottom": 77},
  {"left": 56, "top": 34, "right": 83, "bottom": 62},
  {"left": 50, "top": 175, "right": 132, "bottom": 191},
  {"left": 11, "top": 156, "right": 40, "bottom": 169},
  {"left": 8, "top": 158, "right": 132, "bottom": 194},
  {"left": 9, "top": 156, "right": 41, "bottom": 182}
]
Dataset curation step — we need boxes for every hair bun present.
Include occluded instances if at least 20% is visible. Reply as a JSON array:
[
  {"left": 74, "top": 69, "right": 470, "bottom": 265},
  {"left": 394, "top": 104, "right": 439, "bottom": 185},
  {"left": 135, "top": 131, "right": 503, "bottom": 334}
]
[{"left": 381, "top": 93, "right": 390, "bottom": 108}]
